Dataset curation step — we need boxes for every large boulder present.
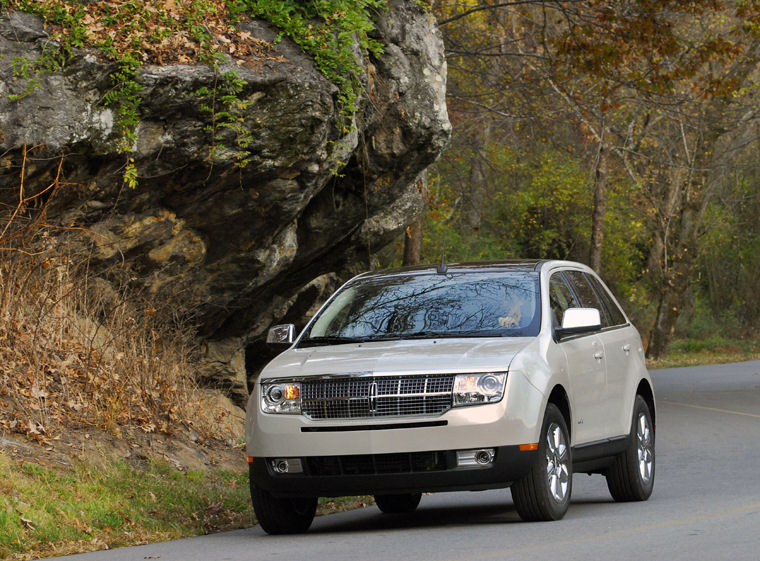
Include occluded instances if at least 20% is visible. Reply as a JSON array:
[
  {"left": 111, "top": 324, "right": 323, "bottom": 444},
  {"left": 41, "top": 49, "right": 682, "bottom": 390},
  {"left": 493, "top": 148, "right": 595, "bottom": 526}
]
[{"left": 0, "top": 1, "right": 450, "bottom": 406}]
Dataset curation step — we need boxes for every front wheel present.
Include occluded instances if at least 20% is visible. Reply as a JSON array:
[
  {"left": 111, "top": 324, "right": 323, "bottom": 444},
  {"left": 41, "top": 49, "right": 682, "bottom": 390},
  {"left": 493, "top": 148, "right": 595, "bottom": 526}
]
[
  {"left": 251, "top": 484, "right": 317, "bottom": 535},
  {"left": 511, "top": 403, "right": 572, "bottom": 521},
  {"left": 374, "top": 493, "right": 422, "bottom": 514},
  {"left": 605, "top": 395, "right": 655, "bottom": 502}
]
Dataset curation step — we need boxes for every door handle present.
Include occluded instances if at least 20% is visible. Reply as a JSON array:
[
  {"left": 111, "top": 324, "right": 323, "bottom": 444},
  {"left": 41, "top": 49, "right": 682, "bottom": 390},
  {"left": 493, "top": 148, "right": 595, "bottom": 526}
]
[
  {"left": 622, "top": 344, "right": 631, "bottom": 354},
  {"left": 593, "top": 351, "right": 604, "bottom": 360}
]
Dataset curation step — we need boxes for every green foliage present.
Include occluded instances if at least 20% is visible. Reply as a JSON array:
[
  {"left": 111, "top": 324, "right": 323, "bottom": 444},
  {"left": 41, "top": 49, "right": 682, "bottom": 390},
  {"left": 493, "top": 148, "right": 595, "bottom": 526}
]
[
  {"left": 493, "top": 149, "right": 591, "bottom": 261},
  {"left": 123, "top": 158, "right": 139, "bottom": 189},
  {"left": 102, "top": 51, "right": 143, "bottom": 152},
  {"left": 7, "top": 43, "right": 65, "bottom": 100},
  {"left": 0, "top": 454, "right": 251, "bottom": 558},
  {"left": 232, "top": 0, "right": 386, "bottom": 120},
  {"left": 422, "top": 144, "right": 595, "bottom": 264},
  {"left": 693, "top": 165, "right": 760, "bottom": 333},
  {"left": 16, "top": 0, "right": 88, "bottom": 51},
  {"left": 195, "top": 70, "right": 253, "bottom": 167}
]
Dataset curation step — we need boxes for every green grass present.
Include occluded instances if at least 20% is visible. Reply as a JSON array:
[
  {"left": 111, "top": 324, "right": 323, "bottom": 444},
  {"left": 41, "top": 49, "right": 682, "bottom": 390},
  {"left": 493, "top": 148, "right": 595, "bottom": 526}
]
[
  {"left": 0, "top": 450, "right": 377, "bottom": 559},
  {"left": 648, "top": 336, "right": 760, "bottom": 369},
  {"left": 0, "top": 454, "right": 252, "bottom": 559}
]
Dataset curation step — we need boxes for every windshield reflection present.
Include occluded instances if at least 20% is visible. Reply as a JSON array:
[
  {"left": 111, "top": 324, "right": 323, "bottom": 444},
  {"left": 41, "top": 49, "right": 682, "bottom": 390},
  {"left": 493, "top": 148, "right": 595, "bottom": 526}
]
[{"left": 300, "top": 271, "right": 540, "bottom": 346}]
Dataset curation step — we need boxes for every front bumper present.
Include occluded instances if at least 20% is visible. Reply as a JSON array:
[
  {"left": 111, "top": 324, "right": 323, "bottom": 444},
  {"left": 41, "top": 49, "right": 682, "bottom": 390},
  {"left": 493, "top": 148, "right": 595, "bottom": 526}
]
[
  {"left": 249, "top": 445, "right": 537, "bottom": 498},
  {"left": 245, "top": 371, "right": 545, "bottom": 458}
]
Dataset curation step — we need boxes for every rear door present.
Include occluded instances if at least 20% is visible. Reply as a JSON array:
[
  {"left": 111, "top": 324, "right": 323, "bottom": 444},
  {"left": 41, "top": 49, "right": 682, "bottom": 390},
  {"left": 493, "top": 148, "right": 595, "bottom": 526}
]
[{"left": 585, "top": 273, "right": 644, "bottom": 437}]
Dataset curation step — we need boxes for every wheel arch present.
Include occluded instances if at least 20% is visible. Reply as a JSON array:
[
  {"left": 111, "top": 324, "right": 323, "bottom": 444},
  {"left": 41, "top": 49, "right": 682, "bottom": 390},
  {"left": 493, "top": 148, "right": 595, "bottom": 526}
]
[
  {"left": 547, "top": 384, "right": 572, "bottom": 440},
  {"left": 636, "top": 379, "right": 656, "bottom": 427}
]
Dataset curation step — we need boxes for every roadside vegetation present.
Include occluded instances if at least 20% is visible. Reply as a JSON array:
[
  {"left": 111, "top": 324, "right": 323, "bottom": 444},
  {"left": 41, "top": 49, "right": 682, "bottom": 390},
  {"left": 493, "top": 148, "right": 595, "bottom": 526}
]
[
  {"left": 647, "top": 337, "right": 760, "bottom": 370},
  {"left": 0, "top": 457, "right": 250, "bottom": 560},
  {"left": 0, "top": 450, "right": 371, "bottom": 560},
  {"left": 0, "top": 214, "right": 250, "bottom": 559}
]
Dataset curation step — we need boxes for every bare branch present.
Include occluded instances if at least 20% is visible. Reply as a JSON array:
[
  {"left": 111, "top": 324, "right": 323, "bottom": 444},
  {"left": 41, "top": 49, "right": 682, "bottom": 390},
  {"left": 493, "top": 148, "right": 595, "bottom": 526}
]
[{"left": 437, "top": 0, "right": 576, "bottom": 27}]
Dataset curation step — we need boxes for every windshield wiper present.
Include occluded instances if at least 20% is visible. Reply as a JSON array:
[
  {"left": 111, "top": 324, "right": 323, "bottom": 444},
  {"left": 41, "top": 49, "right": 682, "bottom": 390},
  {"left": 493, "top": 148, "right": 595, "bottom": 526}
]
[
  {"left": 397, "top": 331, "right": 451, "bottom": 339},
  {"left": 299, "top": 336, "right": 361, "bottom": 347}
]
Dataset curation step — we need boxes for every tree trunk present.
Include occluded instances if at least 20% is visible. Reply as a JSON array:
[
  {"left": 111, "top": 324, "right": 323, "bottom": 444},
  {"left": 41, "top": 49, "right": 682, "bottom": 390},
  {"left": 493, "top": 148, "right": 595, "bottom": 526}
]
[
  {"left": 589, "top": 143, "right": 608, "bottom": 272},
  {"left": 646, "top": 257, "right": 692, "bottom": 359},
  {"left": 644, "top": 175, "right": 702, "bottom": 359},
  {"left": 402, "top": 219, "right": 422, "bottom": 266}
]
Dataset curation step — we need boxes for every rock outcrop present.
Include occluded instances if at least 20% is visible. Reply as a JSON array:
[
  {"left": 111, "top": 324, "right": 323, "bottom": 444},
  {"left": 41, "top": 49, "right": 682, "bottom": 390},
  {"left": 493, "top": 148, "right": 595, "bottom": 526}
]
[{"left": 0, "top": 1, "right": 450, "bottom": 406}]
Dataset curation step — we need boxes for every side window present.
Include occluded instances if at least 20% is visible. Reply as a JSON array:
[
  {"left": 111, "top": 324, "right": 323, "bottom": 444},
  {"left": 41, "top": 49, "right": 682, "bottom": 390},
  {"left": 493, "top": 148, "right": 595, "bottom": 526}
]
[
  {"left": 587, "top": 274, "right": 628, "bottom": 326},
  {"left": 549, "top": 273, "right": 578, "bottom": 327},
  {"left": 563, "top": 270, "right": 611, "bottom": 327}
]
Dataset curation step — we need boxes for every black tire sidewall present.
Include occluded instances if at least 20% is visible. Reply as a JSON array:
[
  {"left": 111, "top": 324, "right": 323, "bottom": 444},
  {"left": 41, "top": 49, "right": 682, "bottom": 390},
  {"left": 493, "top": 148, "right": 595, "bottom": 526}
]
[
  {"left": 251, "top": 484, "right": 317, "bottom": 534},
  {"left": 628, "top": 396, "right": 655, "bottom": 498},
  {"left": 512, "top": 402, "right": 572, "bottom": 521},
  {"left": 374, "top": 492, "right": 422, "bottom": 514},
  {"left": 537, "top": 403, "right": 573, "bottom": 519}
]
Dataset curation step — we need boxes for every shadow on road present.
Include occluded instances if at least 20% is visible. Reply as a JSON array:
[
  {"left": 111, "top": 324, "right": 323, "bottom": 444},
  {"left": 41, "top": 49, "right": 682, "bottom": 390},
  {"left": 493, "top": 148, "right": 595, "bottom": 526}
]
[{"left": 306, "top": 494, "right": 617, "bottom": 535}]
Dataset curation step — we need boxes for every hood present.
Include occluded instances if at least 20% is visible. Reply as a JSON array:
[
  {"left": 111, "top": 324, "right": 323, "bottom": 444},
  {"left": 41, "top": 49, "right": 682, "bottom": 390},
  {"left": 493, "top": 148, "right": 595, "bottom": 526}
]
[{"left": 259, "top": 337, "right": 533, "bottom": 379}]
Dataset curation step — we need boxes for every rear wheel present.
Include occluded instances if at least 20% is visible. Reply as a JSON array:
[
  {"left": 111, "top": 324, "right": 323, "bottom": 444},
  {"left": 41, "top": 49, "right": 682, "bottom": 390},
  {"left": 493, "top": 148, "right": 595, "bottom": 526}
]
[
  {"left": 251, "top": 484, "right": 317, "bottom": 535},
  {"left": 374, "top": 493, "right": 422, "bottom": 514},
  {"left": 606, "top": 395, "right": 655, "bottom": 502},
  {"left": 511, "top": 403, "right": 572, "bottom": 521}
]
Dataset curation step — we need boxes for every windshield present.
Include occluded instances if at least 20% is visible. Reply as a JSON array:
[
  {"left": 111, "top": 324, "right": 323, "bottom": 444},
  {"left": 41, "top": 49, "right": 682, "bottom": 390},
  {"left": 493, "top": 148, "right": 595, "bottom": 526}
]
[{"left": 300, "top": 271, "right": 540, "bottom": 346}]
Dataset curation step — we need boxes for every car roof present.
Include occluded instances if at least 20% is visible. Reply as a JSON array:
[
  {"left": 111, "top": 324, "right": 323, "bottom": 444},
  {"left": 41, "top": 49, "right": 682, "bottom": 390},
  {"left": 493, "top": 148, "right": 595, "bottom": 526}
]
[{"left": 353, "top": 260, "right": 552, "bottom": 280}]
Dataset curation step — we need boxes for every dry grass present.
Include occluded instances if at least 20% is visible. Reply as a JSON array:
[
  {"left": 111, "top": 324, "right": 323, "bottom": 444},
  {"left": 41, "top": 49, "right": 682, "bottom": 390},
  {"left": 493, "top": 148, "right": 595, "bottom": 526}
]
[
  {"left": 0, "top": 237, "right": 201, "bottom": 440},
  {"left": 0, "top": 157, "right": 236, "bottom": 444}
]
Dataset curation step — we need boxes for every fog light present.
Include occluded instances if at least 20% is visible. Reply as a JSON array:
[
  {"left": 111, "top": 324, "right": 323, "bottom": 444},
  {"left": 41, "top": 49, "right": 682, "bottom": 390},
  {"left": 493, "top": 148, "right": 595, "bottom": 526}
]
[
  {"left": 476, "top": 449, "right": 494, "bottom": 465},
  {"left": 456, "top": 448, "right": 495, "bottom": 468},
  {"left": 269, "top": 458, "right": 303, "bottom": 474}
]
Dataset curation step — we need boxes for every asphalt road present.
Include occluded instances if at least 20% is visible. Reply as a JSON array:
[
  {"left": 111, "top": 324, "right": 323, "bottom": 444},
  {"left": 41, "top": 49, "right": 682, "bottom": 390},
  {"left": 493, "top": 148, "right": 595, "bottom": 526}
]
[{"left": 58, "top": 361, "right": 760, "bottom": 561}]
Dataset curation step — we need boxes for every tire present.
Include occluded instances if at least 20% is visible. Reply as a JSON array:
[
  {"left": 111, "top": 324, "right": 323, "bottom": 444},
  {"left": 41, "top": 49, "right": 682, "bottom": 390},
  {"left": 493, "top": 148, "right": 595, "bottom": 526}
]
[
  {"left": 606, "top": 395, "right": 655, "bottom": 502},
  {"left": 250, "top": 484, "right": 317, "bottom": 535},
  {"left": 374, "top": 493, "right": 422, "bottom": 514},
  {"left": 511, "top": 403, "right": 572, "bottom": 521}
]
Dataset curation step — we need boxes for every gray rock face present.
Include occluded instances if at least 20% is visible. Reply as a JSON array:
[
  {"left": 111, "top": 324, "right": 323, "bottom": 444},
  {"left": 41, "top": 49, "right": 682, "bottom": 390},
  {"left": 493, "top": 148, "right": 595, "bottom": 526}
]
[{"left": 0, "top": 1, "right": 450, "bottom": 406}]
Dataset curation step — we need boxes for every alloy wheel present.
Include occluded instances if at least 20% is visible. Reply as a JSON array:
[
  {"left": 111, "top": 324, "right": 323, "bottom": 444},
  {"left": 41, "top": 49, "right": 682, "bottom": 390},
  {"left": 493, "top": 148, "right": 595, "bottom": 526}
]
[{"left": 545, "top": 422, "right": 570, "bottom": 503}]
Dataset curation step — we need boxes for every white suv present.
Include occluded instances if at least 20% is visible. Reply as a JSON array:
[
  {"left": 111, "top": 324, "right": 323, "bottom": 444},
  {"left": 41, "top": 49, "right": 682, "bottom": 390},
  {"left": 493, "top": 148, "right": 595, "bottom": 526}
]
[{"left": 245, "top": 260, "right": 655, "bottom": 534}]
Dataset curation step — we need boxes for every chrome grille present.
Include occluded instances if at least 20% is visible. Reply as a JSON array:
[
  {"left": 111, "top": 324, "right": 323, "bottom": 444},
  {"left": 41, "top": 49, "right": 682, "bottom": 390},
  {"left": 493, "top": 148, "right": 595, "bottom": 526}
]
[{"left": 301, "top": 374, "right": 455, "bottom": 420}]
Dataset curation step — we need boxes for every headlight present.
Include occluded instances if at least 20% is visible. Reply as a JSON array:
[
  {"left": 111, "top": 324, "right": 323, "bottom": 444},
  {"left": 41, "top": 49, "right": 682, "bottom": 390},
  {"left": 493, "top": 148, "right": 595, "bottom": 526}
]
[
  {"left": 453, "top": 372, "right": 507, "bottom": 407},
  {"left": 261, "top": 381, "right": 301, "bottom": 414}
]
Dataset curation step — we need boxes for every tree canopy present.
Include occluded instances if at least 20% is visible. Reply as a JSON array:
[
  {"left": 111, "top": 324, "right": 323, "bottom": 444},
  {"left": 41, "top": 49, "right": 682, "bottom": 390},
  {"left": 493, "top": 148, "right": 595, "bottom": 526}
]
[{"left": 392, "top": 0, "right": 760, "bottom": 357}]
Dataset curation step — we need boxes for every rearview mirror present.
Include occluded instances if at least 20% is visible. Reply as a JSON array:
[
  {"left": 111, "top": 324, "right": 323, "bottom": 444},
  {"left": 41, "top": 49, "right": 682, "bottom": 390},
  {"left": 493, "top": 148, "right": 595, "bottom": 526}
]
[{"left": 266, "top": 324, "right": 296, "bottom": 349}]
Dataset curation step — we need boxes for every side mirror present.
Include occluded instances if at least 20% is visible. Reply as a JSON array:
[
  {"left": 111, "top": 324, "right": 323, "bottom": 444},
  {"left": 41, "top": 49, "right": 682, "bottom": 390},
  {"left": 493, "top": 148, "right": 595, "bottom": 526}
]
[
  {"left": 555, "top": 308, "right": 601, "bottom": 340},
  {"left": 266, "top": 324, "right": 296, "bottom": 349}
]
